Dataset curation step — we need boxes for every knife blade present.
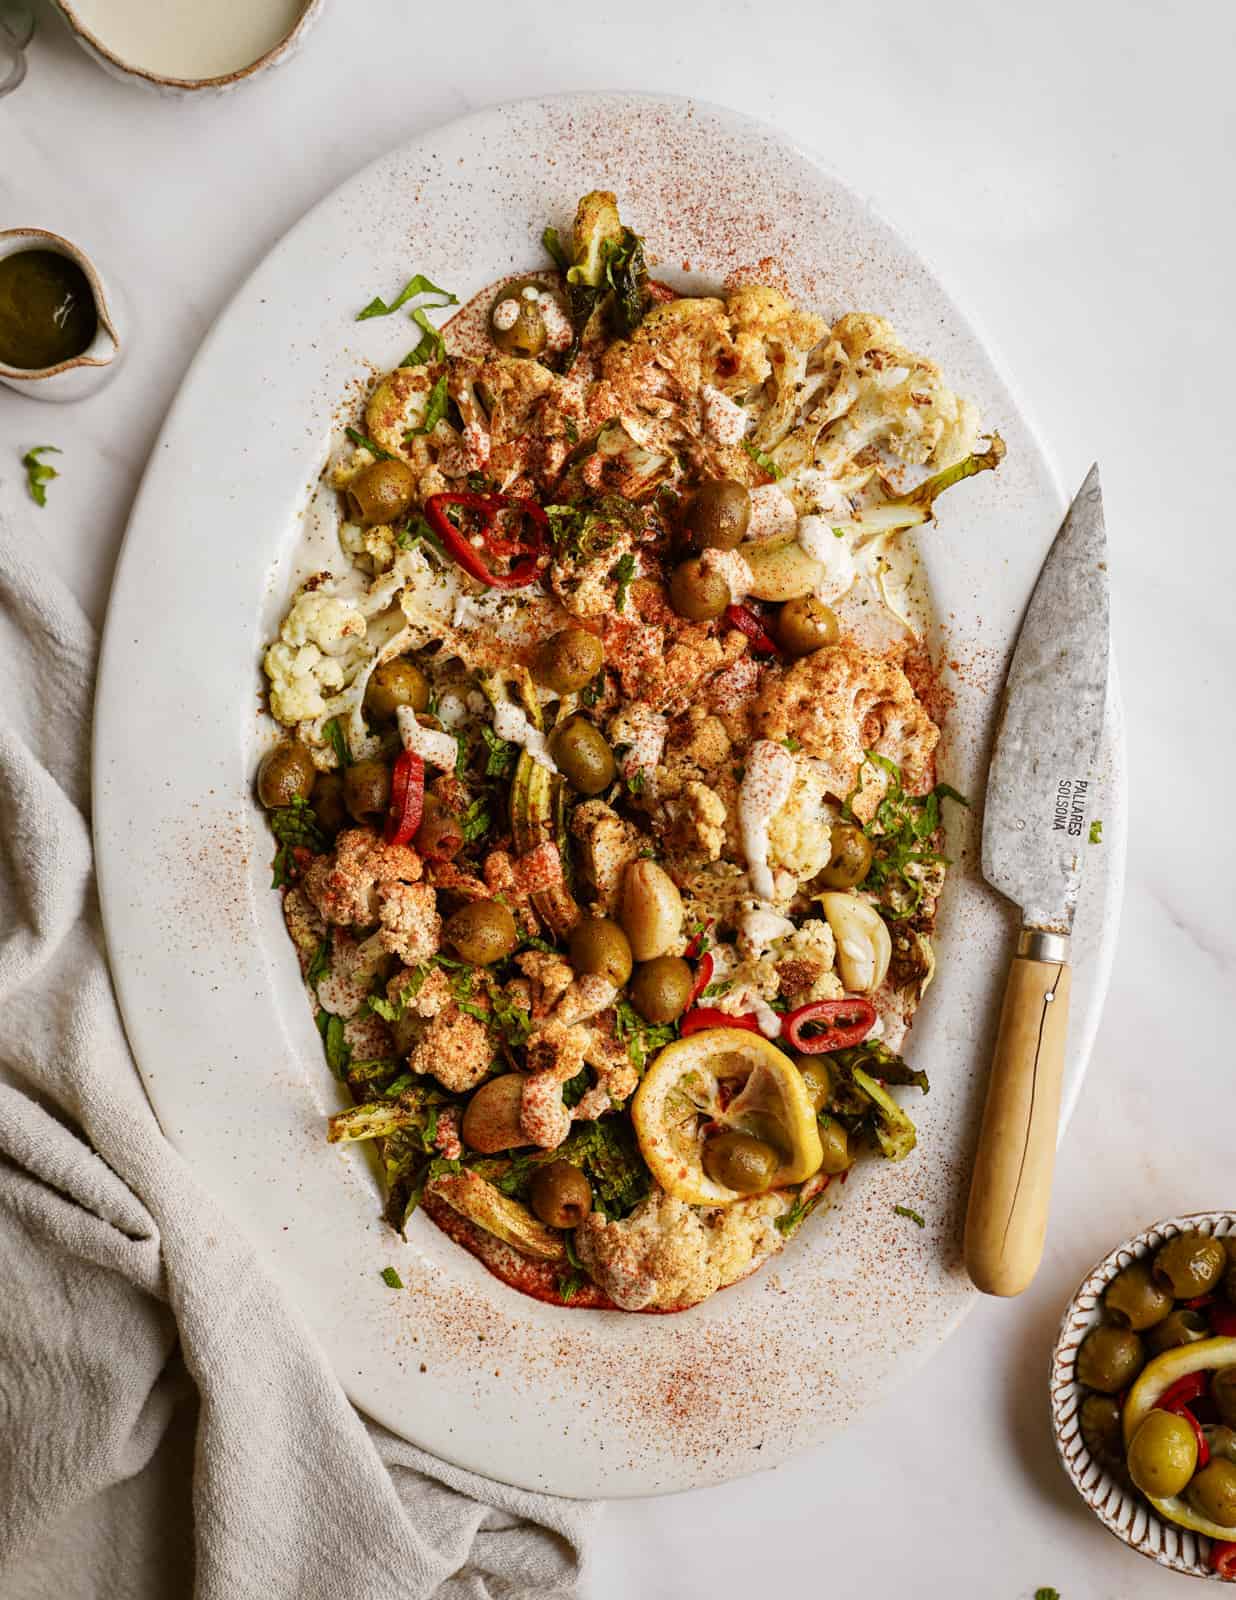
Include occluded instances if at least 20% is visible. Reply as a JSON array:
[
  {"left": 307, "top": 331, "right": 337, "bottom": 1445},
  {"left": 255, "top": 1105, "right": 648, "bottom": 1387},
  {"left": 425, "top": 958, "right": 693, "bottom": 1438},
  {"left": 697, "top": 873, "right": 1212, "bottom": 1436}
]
[
  {"left": 982, "top": 462, "right": 1109, "bottom": 934},
  {"left": 964, "top": 465, "right": 1109, "bottom": 1297}
]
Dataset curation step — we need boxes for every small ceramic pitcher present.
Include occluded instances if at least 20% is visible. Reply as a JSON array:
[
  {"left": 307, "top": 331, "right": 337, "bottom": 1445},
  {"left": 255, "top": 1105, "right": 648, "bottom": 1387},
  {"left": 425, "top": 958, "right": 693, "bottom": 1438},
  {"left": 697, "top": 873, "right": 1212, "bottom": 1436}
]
[{"left": 0, "top": 228, "right": 124, "bottom": 401}]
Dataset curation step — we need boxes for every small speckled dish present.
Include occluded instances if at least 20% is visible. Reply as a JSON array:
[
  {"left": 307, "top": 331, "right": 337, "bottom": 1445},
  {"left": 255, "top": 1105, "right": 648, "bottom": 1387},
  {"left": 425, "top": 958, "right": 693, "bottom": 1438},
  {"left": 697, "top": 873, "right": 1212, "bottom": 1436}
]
[{"left": 1052, "top": 1212, "right": 1236, "bottom": 1580}]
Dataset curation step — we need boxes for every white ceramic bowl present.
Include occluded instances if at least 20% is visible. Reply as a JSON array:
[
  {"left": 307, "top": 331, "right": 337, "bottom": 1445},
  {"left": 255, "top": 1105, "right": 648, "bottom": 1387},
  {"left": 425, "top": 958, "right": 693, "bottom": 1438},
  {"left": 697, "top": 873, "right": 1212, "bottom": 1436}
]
[
  {"left": 1052, "top": 1212, "right": 1236, "bottom": 1581},
  {"left": 50, "top": 0, "right": 322, "bottom": 95}
]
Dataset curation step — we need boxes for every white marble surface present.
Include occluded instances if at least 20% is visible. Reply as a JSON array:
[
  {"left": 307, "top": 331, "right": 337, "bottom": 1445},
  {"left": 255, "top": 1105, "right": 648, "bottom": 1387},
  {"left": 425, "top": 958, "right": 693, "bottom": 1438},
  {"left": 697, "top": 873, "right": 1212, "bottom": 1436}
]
[{"left": 1, "top": 2, "right": 1233, "bottom": 1595}]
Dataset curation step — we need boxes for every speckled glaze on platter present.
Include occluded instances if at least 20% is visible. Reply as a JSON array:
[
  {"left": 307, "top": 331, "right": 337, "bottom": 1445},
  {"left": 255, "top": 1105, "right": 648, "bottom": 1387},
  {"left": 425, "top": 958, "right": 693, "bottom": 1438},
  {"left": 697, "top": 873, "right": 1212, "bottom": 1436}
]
[
  {"left": 1052, "top": 1213, "right": 1236, "bottom": 1580},
  {"left": 93, "top": 94, "right": 1126, "bottom": 1497}
]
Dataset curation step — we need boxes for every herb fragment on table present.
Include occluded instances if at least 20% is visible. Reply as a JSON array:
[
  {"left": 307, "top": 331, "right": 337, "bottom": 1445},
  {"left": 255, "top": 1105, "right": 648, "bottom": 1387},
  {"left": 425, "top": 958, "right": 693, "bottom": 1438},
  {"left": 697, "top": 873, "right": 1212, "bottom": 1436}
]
[
  {"left": 893, "top": 1204, "right": 925, "bottom": 1227},
  {"left": 1089, "top": 820, "right": 1102, "bottom": 844},
  {"left": 380, "top": 1266, "right": 404, "bottom": 1289},
  {"left": 1034, "top": 1589, "right": 1061, "bottom": 1600},
  {"left": 22, "top": 445, "right": 61, "bottom": 506},
  {"left": 357, "top": 273, "right": 458, "bottom": 321}
]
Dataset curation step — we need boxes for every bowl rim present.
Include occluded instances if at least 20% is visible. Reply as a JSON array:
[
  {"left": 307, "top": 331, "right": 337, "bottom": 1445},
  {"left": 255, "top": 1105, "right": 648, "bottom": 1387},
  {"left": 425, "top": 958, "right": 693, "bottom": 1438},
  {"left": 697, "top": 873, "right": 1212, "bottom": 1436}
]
[
  {"left": 1051, "top": 1210, "right": 1236, "bottom": 1582},
  {"left": 50, "top": 0, "right": 322, "bottom": 90}
]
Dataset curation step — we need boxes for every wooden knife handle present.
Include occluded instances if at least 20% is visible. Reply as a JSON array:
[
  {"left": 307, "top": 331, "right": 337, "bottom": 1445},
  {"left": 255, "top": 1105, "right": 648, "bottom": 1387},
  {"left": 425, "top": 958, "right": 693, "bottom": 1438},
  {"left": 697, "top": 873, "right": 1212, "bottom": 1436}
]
[{"left": 964, "top": 953, "right": 1072, "bottom": 1297}]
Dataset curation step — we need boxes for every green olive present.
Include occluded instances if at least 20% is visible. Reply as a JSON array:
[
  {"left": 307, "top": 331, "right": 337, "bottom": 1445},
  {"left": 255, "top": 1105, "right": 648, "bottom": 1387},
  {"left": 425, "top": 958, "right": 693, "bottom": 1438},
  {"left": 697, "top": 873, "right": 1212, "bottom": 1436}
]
[
  {"left": 1146, "top": 1308, "right": 1212, "bottom": 1356},
  {"left": 796, "top": 1057, "right": 836, "bottom": 1113},
  {"left": 1154, "top": 1231, "right": 1228, "bottom": 1299},
  {"left": 815, "top": 1114, "right": 852, "bottom": 1176},
  {"left": 311, "top": 771, "right": 348, "bottom": 835},
  {"left": 1210, "top": 1426, "right": 1236, "bottom": 1465},
  {"left": 343, "top": 759, "right": 391, "bottom": 826},
  {"left": 630, "top": 956, "right": 693, "bottom": 1024},
  {"left": 489, "top": 279, "right": 561, "bottom": 359},
  {"left": 1127, "top": 1410, "right": 1199, "bottom": 1500},
  {"left": 417, "top": 794, "right": 464, "bottom": 862},
  {"left": 535, "top": 627, "right": 604, "bottom": 694},
  {"left": 1104, "top": 1260, "right": 1176, "bottom": 1332},
  {"left": 364, "top": 658, "right": 431, "bottom": 721},
  {"left": 528, "top": 1160, "right": 593, "bottom": 1229},
  {"left": 682, "top": 479, "right": 751, "bottom": 552},
  {"left": 1214, "top": 1368, "right": 1236, "bottom": 1430},
  {"left": 346, "top": 458, "right": 416, "bottom": 526},
  {"left": 1079, "top": 1393, "right": 1124, "bottom": 1465},
  {"left": 668, "top": 558, "right": 730, "bottom": 621},
  {"left": 817, "top": 823, "right": 875, "bottom": 890},
  {"left": 1075, "top": 1324, "right": 1145, "bottom": 1394},
  {"left": 568, "top": 917, "right": 633, "bottom": 987},
  {"left": 549, "top": 717, "right": 616, "bottom": 796},
  {"left": 257, "top": 742, "right": 316, "bottom": 809},
  {"left": 1187, "top": 1458, "right": 1236, "bottom": 1528},
  {"left": 444, "top": 900, "right": 518, "bottom": 965},
  {"left": 701, "top": 1131, "right": 780, "bottom": 1196},
  {"left": 776, "top": 595, "right": 840, "bottom": 657}
]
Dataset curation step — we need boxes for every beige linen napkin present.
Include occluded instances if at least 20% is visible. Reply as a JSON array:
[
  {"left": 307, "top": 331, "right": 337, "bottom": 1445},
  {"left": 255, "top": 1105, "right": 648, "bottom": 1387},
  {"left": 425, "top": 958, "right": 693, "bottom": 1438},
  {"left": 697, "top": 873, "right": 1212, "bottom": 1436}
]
[{"left": 0, "top": 513, "right": 598, "bottom": 1599}]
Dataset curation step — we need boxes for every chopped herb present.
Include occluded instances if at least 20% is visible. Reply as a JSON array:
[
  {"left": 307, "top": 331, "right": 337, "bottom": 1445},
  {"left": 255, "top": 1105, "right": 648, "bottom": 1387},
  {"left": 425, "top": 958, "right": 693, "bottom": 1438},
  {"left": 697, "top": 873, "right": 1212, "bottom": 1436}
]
[
  {"left": 406, "top": 371, "right": 448, "bottom": 439},
  {"left": 306, "top": 935, "right": 332, "bottom": 990},
  {"left": 580, "top": 673, "right": 604, "bottom": 708},
  {"left": 600, "top": 228, "right": 650, "bottom": 337},
  {"left": 379, "top": 1266, "right": 404, "bottom": 1289},
  {"left": 700, "top": 981, "right": 731, "bottom": 1000},
  {"left": 742, "top": 438, "right": 782, "bottom": 479},
  {"left": 775, "top": 1196, "right": 808, "bottom": 1236},
  {"left": 542, "top": 225, "right": 570, "bottom": 273},
  {"left": 398, "top": 512, "right": 447, "bottom": 558},
  {"left": 614, "top": 1000, "right": 676, "bottom": 1072},
  {"left": 357, "top": 273, "right": 458, "bottom": 321},
  {"left": 561, "top": 1067, "right": 590, "bottom": 1108},
  {"left": 626, "top": 768, "right": 645, "bottom": 796},
  {"left": 323, "top": 716, "right": 351, "bottom": 769},
  {"left": 544, "top": 494, "right": 643, "bottom": 562},
  {"left": 454, "top": 730, "right": 468, "bottom": 780},
  {"left": 782, "top": 735, "right": 801, "bottom": 753},
  {"left": 400, "top": 306, "right": 446, "bottom": 367},
  {"left": 344, "top": 425, "right": 395, "bottom": 462},
  {"left": 557, "top": 1270, "right": 586, "bottom": 1302},
  {"left": 382, "top": 1072, "right": 416, "bottom": 1098},
  {"left": 519, "top": 935, "right": 557, "bottom": 956},
  {"left": 1089, "top": 820, "right": 1102, "bottom": 845},
  {"left": 460, "top": 798, "right": 491, "bottom": 843},
  {"left": 22, "top": 445, "right": 60, "bottom": 506},
  {"left": 1034, "top": 1590, "right": 1060, "bottom": 1600},
  {"left": 610, "top": 550, "right": 637, "bottom": 612},
  {"left": 480, "top": 724, "right": 516, "bottom": 777},
  {"left": 843, "top": 752, "right": 968, "bottom": 922},
  {"left": 564, "top": 1231, "right": 584, "bottom": 1270},
  {"left": 893, "top": 1204, "right": 925, "bottom": 1228},
  {"left": 269, "top": 796, "right": 325, "bottom": 887},
  {"left": 564, "top": 418, "right": 580, "bottom": 444},
  {"left": 317, "top": 1011, "right": 351, "bottom": 1078},
  {"left": 490, "top": 989, "right": 532, "bottom": 1047}
]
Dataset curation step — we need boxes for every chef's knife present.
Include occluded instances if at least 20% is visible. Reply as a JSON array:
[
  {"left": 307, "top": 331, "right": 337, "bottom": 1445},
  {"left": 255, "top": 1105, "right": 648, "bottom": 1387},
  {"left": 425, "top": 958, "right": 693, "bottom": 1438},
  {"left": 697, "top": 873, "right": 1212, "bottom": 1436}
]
[{"left": 963, "top": 465, "right": 1109, "bottom": 1297}]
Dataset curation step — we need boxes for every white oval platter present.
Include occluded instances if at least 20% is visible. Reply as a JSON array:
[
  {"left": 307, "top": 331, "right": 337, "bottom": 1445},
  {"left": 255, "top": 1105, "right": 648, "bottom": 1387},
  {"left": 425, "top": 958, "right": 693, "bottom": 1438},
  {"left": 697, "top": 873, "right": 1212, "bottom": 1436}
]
[{"left": 93, "top": 93, "right": 1125, "bottom": 1498}]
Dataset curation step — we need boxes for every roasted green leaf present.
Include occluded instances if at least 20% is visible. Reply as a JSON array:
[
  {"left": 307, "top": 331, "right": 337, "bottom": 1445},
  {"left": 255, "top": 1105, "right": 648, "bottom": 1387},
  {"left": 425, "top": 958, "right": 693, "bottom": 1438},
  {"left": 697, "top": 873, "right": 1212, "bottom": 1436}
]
[{"left": 357, "top": 273, "right": 458, "bottom": 321}]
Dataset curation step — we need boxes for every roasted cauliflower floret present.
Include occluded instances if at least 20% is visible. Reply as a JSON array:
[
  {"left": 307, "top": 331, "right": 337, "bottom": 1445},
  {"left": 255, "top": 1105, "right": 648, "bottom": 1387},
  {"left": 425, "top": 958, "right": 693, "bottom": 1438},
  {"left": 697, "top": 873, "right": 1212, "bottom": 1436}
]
[
  {"left": 770, "top": 918, "right": 844, "bottom": 1004},
  {"left": 663, "top": 780, "right": 727, "bottom": 862},
  {"left": 570, "top": 801, "right": 644, "bottom": 915},
  {"left": 754, "top": 641, "right": 939, "bottom": 821},
  {"left": 302, "top": 828, "right": 422, "bottom": 928},
  {"left": 574, "top": 1188, "right": 789, "bottom": 1311},
  {"left": 263, "top": 588, "right": 368, "bottom": 727},
  {"left": 410, "top": 1003, "right": 493, "bottom": 1093},
  {"left": 375, "top": 881, "right": 441, "bottom": 966},
  {"left": 767, "top": 761, "right": 834, "bottom": 883}
]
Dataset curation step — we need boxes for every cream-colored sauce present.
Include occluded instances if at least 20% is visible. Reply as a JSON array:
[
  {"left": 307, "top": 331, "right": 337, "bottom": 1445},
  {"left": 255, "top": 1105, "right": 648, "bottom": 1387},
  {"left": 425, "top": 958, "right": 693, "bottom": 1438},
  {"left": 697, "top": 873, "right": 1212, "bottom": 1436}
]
[
  {"left": 69, "top": 0, "right": 306, "bottom": 79},
  {"left": 738, "top": 740, "right": 796, "bottom": 902}
]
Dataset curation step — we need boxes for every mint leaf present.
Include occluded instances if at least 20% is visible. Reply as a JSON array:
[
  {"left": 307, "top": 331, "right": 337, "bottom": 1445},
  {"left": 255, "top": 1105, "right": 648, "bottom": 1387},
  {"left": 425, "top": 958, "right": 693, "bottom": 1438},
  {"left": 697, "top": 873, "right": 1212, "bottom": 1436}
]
[
  {"left": 357, "top": 273, "right": 458, "bottom": 321},
  {"left": 406, "top": 372, "right": 448, "bottom": 439},
  {"left": 400, "top": 305, "right": 447, "bottom": 367},
  {"left": 323, "top": 716, "right": 351, "bottom": 769},
  {"left": 380, "top": 1266, "right": 404, "bottom": 1288},
  {"left": 742, "top": 438, "right": 781, "bottom": 479},
  {"left": 893, "top": 1204, "right": 925, "bottom": 1228},
  {"left": 344, "top": 425, "right": 395, "bottom": 462},
  {"left": 1089, "top": 820, "right": 1102, "bottom": 845}
]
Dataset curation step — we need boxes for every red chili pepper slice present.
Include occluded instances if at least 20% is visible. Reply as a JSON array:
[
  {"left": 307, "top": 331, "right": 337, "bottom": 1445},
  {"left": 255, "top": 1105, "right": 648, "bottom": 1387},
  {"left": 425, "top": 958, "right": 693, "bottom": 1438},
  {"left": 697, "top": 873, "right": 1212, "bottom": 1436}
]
[
  {"left": 384, "top": 749, "right": 425, "bottom": 846},
  {"left": 1158, "top": 1372, "right": 1210, "bottom": 1412},
  {"left": 724, "top": 604, "right": 780, "bottom": 655},
  {"left": 679, "top": 1007, "right": 760, "bottom": 1037},
  {"left": 683, "top": 922, "right": 713, "bottom": 960},
  {"left": 1212, "top": 1304, "right": 1236, "bottom": 1337},
  {"left": 1211, "top": 1541, "right": 1236, "bottom": 1580},
  {"left": 685, "top": 952, "right": 715, "bottom": 1011},
  {"left": 424, "top": 492, "right": 548, "bottom": 589},
  {"left": 1162, "top": 1399, "right": 1210, "bottom": 1469},
  {"left": 782, "top": 997, "right": 878, "bottom": 1054}
]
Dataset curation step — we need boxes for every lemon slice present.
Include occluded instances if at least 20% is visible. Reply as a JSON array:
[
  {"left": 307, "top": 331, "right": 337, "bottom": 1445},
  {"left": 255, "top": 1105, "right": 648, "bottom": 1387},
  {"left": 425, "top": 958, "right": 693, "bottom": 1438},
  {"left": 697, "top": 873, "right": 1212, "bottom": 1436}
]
[
  {"left": 632, "top": 1028, "right": 823, "bottom": 1204},
  {"left": 1121, "top": 1336, "right": 1236, "bottom": 1540}
]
